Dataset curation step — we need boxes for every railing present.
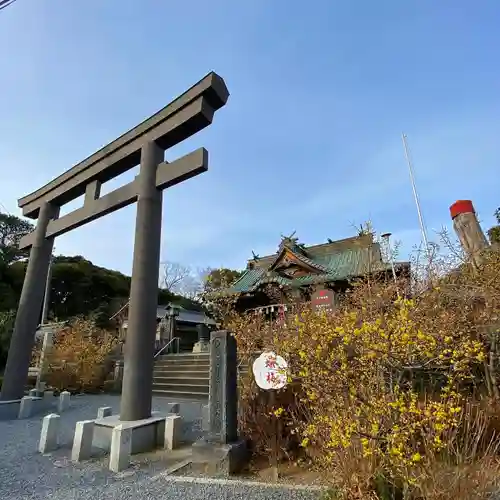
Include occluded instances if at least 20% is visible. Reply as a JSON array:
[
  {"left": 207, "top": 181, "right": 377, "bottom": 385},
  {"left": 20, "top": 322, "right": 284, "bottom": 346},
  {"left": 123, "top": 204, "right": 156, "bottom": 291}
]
[
  {"left": 154, "top": 338, "right": 168, "bottom": 353},
  {"left": 154, "top": 337, "right": 180, "bottom": 358},
  {"left": 247, "top": 303, "right": 292, "bottom": 315}
]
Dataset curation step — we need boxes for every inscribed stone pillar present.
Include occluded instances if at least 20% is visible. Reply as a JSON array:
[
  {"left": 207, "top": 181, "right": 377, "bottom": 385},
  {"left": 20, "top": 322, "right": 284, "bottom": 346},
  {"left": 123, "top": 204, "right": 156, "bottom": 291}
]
[
  {"left": 207, "top": 330, "right": 238, "bottom": 444},
  {"left": 1, "top": 203, "right": 58, "bottom": 401},
  {"left": 120, "top": 141, "right": 164, "bottom": 421},
  {"left": 191, "top": 330, "right": 247, "bottom": 476},
  {"left": 36, "top": 326, "right": 54, "bottom": 391}
]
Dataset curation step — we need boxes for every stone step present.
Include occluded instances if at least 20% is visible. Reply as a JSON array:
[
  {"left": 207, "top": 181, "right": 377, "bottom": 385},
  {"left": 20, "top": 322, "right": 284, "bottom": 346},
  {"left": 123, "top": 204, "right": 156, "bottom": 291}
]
[
  {"left": 154, "top": 364, "right": 208, "bottom": 371},
  {"left": 158, "top": 352, "right": 210, "bottom": 358},
  {"left": 152, "top": 380, "right": 209, "bottom": 390},
  {"left": 153, "top": 367, "right": 209, "bottom": 375},
  {"left": 155, "top": 354, "right": 209, "bottom": 359},
  {"left": 153, "top": 372, "right": 210, "bottom": 382},
  {"left": 154, "top": 359, "right": 210, "bottom": 367},
  {"left": 152, "top": 353, "right": 210, "bottom": 400},
  {"left": 152, "top": 389, "right": 209, "bottom": 400},
  {"left": 152, "top": 382, "right": 209, "bottom": 394},
  {"left": 153, "top": 375, "right": 209, "bottom": 383},
  {"left": 153, "top": 365, "right": 209, "bottom": 374},
  {"left": 155, "top": 355, "right": 210, "bottom": 361},
  {"left": 155, "top": 353, "right": 210, "bottom": 360}
]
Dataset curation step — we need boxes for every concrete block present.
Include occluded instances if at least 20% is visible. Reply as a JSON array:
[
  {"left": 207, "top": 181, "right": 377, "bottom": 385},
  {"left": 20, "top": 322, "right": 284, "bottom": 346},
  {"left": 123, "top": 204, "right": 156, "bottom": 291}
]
[
  {"left": 71, "top": 420, "right": 94, "bottom": 462},
  {"left": 58, "top": 391, "right": 71, "bottom": 413},
  {"left": 109, "top": 424, "right": 132, "bottom": 472},
  {"left": 192, "top": 438, "right": 248, "bottom": 477},
  {"left": 0, "top": 400, "right": 21, "bottom": 421},
  {"left": 164, "top": 415, "right": 182, "bottom": 450},
  {"left": 202, "top": 404, "right": 210, "bottom": 432},
  {"left": 39, "top": 413, "right": 60, "bottom": 453},
  {"left": 18, "top": 396, "right": 33, "bottom": 419},
  {"left": 93, "top": 414, "right": 166, "bottom": 454},
  {"left": 29, "top": 389, "right": 38, "bottom": 397},
  {"left": 192, "top": 340, "right": 210, "bottom": 353},
  {"left": 166, "top": 402, "right": 180, "bottom": 415},
  {"left": 97, "top": 406, "right": 112, "bottom": 419}
]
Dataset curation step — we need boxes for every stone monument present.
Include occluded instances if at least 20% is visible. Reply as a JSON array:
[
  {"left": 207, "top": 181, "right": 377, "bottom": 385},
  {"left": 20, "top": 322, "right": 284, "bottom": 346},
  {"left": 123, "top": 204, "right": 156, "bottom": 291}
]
[
  {"left": 192, "top": 330, "right": 248, "bottom": 476},
  {"left": 192, "top": 323, "right": 210, "bottom": 353}
]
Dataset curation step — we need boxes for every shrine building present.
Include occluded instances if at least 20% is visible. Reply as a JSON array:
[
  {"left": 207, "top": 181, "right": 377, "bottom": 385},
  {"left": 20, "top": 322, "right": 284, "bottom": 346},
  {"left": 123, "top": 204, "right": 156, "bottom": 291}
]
[{"left": 222, "top": 232, "right": 410, "bottom": 315}]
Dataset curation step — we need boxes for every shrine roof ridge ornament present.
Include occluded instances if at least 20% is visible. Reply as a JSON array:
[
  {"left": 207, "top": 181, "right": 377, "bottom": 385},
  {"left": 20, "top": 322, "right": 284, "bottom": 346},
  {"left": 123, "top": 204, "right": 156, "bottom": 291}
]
[{"left": 18, "top": 71, "right": 229, "bottom": 219}]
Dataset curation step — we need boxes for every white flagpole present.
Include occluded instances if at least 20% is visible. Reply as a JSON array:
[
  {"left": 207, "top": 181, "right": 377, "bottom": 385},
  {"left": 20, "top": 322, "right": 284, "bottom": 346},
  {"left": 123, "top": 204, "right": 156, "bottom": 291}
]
[{"left": 401, "top": 133, "right": 430, "bottom": 254}]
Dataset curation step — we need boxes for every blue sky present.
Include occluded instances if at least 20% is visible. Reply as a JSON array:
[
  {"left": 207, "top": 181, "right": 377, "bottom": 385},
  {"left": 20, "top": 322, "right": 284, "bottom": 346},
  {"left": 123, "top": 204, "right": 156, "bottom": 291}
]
[{"left": 0, "top": 0, "right": 498, "bottom": 275}]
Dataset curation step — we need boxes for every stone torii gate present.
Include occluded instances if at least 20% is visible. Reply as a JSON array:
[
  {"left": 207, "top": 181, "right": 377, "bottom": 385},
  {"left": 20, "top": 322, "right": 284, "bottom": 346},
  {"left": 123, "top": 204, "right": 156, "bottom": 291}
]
[{"left": 0, "top": 72, "right": 229, "bottom": 422}]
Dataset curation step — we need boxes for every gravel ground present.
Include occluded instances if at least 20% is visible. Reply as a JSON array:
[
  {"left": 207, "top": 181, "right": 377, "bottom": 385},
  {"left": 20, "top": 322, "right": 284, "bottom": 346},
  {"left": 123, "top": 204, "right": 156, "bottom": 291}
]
[{"left": 0, "top": 395, "right": 321, "bottom": 500}]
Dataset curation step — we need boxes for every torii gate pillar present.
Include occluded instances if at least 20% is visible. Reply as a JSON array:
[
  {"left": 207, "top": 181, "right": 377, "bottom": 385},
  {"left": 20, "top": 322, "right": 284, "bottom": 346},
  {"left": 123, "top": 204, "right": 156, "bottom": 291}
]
[{"left": 120, "top": 141, "right": 163, "bottom": 421}]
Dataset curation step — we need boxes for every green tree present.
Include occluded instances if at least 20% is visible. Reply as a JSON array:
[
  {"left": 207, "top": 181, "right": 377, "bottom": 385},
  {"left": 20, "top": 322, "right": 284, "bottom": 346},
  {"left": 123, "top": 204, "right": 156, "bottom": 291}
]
[
  {"left": 0, "top": 213, "right": 33, "bottom": 312},
  {"left": 0, "top": 270, "right": 18, "bottom": 312},
  {"left": 46, "top": 256, "right": 203, "bottom": 321},
  {"left": 488, "top": 208, "right": 500, "bottom": 244},
  {"left": 0, "top": 310, "right": 15, "bottom": 370},
  {"left": 0, "top": 211, "right": 203, "bottom": 328},
  {"left": 48, "top": 256, "right": 131, "bottom": 321},
  {"left": 0, "top": 213, "right": 34, "bottom": 266},
  {"left": 198, "top": 267, "right": 242, "bottom": 325},
  {"left": 203, "top": 267, "right": 243, "bottom": 294}
]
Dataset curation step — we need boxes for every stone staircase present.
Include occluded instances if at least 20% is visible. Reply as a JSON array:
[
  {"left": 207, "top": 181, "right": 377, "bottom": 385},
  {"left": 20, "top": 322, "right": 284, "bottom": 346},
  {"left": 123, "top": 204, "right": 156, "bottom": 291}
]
[{"left": 152, "top": 353, "right": 210, "bottom": 400}]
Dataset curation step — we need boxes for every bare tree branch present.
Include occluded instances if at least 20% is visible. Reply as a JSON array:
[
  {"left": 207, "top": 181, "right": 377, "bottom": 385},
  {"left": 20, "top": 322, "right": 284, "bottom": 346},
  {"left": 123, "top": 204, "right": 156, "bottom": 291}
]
[
  {"left": 161, "top": 261, "right": 191, "bottom": 293},
  {"left": 160, "top": 262, "right": 212, "bottom": 301}
]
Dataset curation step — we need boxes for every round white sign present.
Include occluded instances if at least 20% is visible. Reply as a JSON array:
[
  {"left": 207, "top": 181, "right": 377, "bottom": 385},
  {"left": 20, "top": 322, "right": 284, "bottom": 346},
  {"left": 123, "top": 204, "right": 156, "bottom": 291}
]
[{"left": 252, "top": 351, "right": 288, "bottom": 390}]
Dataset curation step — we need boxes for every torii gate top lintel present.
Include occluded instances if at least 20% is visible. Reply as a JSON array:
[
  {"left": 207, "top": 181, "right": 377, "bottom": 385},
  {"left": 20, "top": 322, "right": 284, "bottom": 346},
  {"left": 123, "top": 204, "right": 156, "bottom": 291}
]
[
  {"left": 18, "top": 71, "right": 229, "bottom": 219},
  {"left": 17, "top": 72, "right": 229, "bottom": 250}
]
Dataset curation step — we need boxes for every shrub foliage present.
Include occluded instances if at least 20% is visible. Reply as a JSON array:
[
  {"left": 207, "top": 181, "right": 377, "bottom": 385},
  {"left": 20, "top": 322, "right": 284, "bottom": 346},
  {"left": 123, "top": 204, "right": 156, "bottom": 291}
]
[
  {"left": 44, "top": 317, "right": 117, "bottom": 393},
  {"left": 230, "top": 248, "right": 500, "bottom": 499}
]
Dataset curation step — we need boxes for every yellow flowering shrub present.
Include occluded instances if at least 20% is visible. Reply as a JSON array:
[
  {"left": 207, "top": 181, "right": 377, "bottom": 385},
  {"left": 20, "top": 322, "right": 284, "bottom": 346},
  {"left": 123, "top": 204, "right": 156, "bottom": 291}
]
[
  {"left": 230, "top": 251, "right": 500, "bottom": 498},
  {"left": 45, "top": 317, "right": 117, "bottom": 392},
  {"left": 282, "top": 298, "right": 482, "bottom": 472}
]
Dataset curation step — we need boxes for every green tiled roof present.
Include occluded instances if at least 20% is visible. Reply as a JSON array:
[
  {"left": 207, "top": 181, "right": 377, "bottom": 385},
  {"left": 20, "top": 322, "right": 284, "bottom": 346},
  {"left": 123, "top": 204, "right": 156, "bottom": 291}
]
[{"left": 229, "top": 246, "right": 396, "bottom": 294}]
